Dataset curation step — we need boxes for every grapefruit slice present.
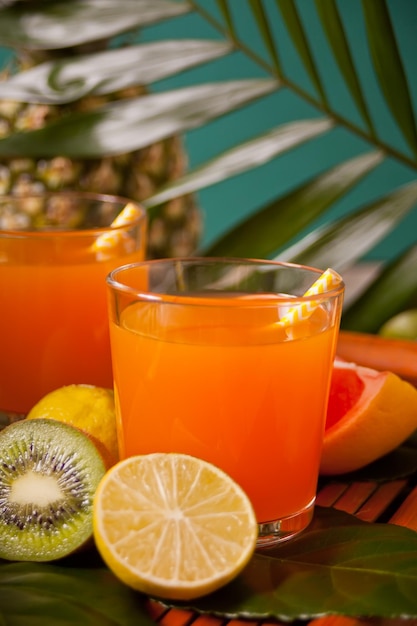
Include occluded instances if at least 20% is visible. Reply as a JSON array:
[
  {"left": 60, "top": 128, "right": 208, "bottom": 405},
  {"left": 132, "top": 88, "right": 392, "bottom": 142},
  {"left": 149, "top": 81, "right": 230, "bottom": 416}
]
[{"left": 320, "top": 359, "right": 417, "bottom": 475}]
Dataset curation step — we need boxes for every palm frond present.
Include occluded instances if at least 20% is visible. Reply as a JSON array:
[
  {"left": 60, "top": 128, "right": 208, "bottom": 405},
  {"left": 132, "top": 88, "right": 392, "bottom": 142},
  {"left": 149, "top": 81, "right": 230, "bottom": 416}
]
[
  {"left": 0, "top": 79, "right": 277, "bottom": 157},
  {"left": 249, "top": 0, "right": 282, "bottom": 76},
  {"left": 315, "top": 0, "right": 375, "bottom": 136},
  {"left": 144, "top": 119, "right": 333, "bottom": 215},
  {"left": 203, "top": 151, "right": 384, "bottom": 258},
  {"left": 362, "top": 0, "right": 417, "bottom": 157},
  {"left": 341, "top": 244, "right": 417, "bottom": 333},
  {"left": 0, "top": 40, "right": 232, "bottom": 104},
  {"left": 276, "top": 181, "right": 417, "bottom": 273},
  {"left": 0, "top": 0, "right": 416, "bottom": 331},
  {"left": 0, "top": 0, "right": 190, "bottom": 49},
  {"left": 278, "top": 0, "right": 327, "bottom": 104}
]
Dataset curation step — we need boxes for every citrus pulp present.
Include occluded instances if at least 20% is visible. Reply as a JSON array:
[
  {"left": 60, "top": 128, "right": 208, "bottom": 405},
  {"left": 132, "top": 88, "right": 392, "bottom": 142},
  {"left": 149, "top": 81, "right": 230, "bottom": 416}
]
[
  {"left": 93, "top": 453, "right": 258, "bottom": 600},
  {"left": 320, "top": 359, "right": 417, "bottom": 475}
]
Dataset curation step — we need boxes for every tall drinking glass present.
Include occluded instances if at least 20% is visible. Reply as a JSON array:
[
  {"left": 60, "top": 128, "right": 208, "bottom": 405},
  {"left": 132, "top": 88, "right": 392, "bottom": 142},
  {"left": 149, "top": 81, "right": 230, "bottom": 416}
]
[
  {"left": 106, "top": 258, "right": 344, "bottom": 547},
  {"left": 0, "top": 192, "right": 146, "bottom": 422}
]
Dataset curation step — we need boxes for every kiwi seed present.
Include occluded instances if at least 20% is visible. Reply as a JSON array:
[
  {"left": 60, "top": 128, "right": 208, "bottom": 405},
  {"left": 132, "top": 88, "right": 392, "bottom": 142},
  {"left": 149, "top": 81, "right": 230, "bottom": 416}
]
[{"left": 0, "top": 418, "right": 106, "bottom": 562}]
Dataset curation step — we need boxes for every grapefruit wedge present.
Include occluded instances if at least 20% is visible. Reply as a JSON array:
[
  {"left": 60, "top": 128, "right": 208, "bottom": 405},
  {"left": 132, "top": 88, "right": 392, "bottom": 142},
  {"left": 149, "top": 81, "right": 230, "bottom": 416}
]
[{"left": 320, "top": 359, "right": 417, "bottom": 475}]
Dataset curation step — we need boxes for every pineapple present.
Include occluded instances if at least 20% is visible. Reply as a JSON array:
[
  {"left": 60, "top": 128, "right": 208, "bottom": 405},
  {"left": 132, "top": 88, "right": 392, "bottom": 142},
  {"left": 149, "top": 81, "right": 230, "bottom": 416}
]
[
  {"left": 0, "top": 89, "right": 202, "bottom": 258},
  {"left": 0, "top": 8, "right": 202, "bottom": 259}
]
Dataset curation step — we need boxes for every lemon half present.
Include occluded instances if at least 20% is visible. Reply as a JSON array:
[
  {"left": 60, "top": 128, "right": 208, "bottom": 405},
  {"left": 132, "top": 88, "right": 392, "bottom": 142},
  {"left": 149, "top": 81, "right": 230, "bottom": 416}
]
[{"left": 93, "top": 453, "right": 258, "bottom": 600}]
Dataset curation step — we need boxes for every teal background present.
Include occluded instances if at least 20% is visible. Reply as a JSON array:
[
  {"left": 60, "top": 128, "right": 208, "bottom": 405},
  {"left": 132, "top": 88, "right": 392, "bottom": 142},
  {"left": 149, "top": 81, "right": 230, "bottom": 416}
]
[{"left": 0, "top": 0, "right": 416, "bottom": 260}]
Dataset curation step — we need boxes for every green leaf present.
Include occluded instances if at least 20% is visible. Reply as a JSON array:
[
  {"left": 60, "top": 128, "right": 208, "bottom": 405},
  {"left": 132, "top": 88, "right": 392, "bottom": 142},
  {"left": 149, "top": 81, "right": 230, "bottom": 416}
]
[
  {"left": 215, "top": 0, "right": 235, "bottom": 35},
  {"left": 0, "top": 561, "right": 152, "bottom": 625},
  {"left": 342, "top": 244, "right": 417, "bottom": 333},
  {"left": 0, "top": 0, "right": 190, "bottom": 50},
  {"left": 277, "top": 0, "right": 326, "bottom": 102},
  {"left": 0, "top": 79, "right": 277, "bottom": 158},
  {"left": 2, "top": 507, "right": 417, "bottom": 623},
  {"left": 169, "top": 507, "right": 417, "bottom": 620},
  {"left": 0, "top": 40, "right": 232, "bottom": 104},
  {"left": 145, "top": 118, "right": 333, "bottom": 211},
  {"left": 315, "top": 0, "right": 375, "bottom": 136},
  {"left": 0, "top": 0, "right": 416, "bottom": 329},
  {"left": 203, "top": 150, "right": 383, "bottom": 258},
  {"left": 362, "top": 0, "right": 417, "bottom": 157},
  {"left": 249, "top": 0, "right": 282, "bottom": 75},
  {"left": 280, "top": 181, "right": 417, "bottom": 271}
]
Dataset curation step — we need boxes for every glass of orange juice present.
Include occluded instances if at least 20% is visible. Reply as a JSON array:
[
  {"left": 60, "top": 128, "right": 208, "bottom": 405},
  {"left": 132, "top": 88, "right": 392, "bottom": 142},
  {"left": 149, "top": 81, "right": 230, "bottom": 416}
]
[
  {"left": 106, "top": 258, "right": 344, "bottom": 547},
  {"left": 0, "top": 192, "right": 146, "bottom": 423}
]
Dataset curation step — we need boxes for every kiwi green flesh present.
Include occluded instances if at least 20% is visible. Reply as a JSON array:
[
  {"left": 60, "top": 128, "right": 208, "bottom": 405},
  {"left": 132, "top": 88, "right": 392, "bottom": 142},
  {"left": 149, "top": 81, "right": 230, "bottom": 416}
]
[{"left": 0, "top": 418, "right": 106, "bottom": 562}]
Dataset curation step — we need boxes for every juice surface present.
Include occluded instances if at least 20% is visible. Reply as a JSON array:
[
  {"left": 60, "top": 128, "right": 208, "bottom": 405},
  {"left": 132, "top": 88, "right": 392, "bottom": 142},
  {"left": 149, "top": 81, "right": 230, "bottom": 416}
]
[
  {"left": 0, "top": 240, "right": 143, "bottom": 414},
  {"left": 110, "top": 298, "right": 338, "bottom": 523}
]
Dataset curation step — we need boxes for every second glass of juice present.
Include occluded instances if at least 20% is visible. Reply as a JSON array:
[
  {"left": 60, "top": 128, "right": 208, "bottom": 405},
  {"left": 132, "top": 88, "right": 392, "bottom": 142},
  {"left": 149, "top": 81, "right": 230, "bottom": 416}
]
[
  {"left": 0, "top": 192, "right": 146, "bottom": 421},
  {"left": 106, "top": 258, "right": 344, "bottom": 547}
]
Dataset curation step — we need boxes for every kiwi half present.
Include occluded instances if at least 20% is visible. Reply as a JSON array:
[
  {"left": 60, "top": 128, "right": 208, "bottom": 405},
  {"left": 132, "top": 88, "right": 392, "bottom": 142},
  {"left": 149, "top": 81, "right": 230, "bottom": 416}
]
[{"left": 0, "top": 418, "right": 106, "bottom": 562}]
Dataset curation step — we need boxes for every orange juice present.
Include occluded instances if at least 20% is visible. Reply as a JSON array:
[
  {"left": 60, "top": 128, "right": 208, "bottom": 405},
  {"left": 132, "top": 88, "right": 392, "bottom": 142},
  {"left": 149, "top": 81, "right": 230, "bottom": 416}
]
[
  {"left": 109, "top": 297, "right": 339, "bottom": 524},
  {"left": 0, "top": 195, "right": 146, "bottom": 416}
]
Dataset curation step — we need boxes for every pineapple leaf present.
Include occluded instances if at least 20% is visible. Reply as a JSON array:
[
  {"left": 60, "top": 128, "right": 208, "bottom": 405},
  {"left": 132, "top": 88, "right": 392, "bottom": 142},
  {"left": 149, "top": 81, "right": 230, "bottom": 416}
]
[
  {"left": 0, "top": 0, "right": 190, "bottom": 50},
  {"left": 202, "top": 151, "right": 383, "bottom": 258},
  {"left": 144, "top": 118, "right": 333, "bottom": 212},
  {"left": 279, "top": 181, "right": 417, "bottom": 272},
  {"left": 0, "top": 40, "right": 232, "bottom": 104},
  {"left": 0, "top": 79, "right": 277, "bottom": 158},
  {"left": 342, "top": 244, "right": 417, "bottom": 332}
]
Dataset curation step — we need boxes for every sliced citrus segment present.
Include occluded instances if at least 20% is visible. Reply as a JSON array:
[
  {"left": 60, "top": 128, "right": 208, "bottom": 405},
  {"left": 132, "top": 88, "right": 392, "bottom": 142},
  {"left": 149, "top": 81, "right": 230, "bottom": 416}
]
[
  {"left": 93, "top": 453, "right": 258, "bottom": 600},
  {"left": 320, "top": 359, "right": 417, "bottom": 475}
]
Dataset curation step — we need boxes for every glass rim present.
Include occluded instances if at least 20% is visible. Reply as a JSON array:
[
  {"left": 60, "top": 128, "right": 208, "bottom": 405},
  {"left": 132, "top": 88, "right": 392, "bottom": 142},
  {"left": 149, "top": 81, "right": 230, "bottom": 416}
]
[
  {"left": 0, "top": 191, "right": 146, "bottom": 238},
  {"left": 106, "top": 256, "right": 345, "bottom": 306}
]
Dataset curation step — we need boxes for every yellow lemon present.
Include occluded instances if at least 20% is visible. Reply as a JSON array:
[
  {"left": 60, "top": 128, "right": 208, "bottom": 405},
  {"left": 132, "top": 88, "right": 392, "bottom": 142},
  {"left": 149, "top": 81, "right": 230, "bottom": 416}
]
[
  {"left": 27, "top": 384, "right": 118, "bottom": 467},
  {"left": 93, "top": 453, "right": 258, "bottom": 601}
]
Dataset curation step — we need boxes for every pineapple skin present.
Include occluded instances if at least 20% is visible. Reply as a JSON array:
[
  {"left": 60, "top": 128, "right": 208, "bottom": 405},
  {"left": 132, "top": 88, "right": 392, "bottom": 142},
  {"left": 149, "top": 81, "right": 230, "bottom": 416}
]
[{"left": 0, "top": 77, "right": 202, "bottom": 259}]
